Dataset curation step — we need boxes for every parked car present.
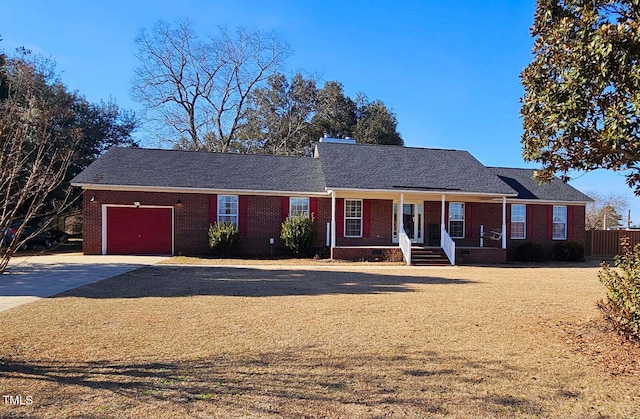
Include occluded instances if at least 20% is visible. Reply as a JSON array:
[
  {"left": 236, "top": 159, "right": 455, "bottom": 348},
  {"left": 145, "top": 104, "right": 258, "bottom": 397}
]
[
  {"left": 1, "top": 225, "right": 53, "bottom": 250},
  {"left": 46, "top": 229, "right": 68, "bottom": 243}
]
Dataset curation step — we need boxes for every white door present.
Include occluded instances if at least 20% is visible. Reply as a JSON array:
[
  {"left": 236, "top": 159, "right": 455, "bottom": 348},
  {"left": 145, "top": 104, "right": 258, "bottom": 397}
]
[{"left": 393, "top": 202, "right": 424, "bottom": 244}]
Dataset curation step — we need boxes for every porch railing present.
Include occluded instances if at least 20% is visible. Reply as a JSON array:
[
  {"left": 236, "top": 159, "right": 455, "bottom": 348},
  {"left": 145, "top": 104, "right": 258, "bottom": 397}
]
[
  {"left": 399, "top": 228, "right": 412, "bottom": 266},
  {"left": 441, "top": 226, "right": 456, "bottom": 265}
]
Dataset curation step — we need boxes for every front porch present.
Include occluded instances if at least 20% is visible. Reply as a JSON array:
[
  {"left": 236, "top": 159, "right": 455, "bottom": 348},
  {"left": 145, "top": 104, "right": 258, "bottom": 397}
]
[{"left": 327, "top": 190, "right": 511, "bottom": 266}]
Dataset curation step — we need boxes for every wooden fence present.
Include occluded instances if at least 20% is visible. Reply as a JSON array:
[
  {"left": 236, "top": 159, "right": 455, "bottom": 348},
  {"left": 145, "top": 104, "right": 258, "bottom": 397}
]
[{"left": 586, "top": 230, "right": 640, "bottom": 257}]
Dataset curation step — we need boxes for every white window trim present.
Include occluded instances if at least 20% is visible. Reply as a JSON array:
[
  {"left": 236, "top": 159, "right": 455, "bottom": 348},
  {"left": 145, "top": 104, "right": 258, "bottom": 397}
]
[
  {"left": 510, "top": 204, "right": 526, "bottom": 240},
  {"left": 448, "top": 202, "right": 465, "bottom": 239},
  {"left": 218, "top": 195, "right": 239, "bottom": 225},
  {"left": 344, "top": 199, "right": 363, "bottom": 238},
  {"left": 289, "top": 197, "right": 310, "bottom": 217},
  {"left": 553, "top": 205, "right": 567, "bottom": 240}
]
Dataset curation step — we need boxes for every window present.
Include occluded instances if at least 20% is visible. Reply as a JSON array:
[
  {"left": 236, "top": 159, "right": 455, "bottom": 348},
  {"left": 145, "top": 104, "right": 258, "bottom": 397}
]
[
  {"left": 218, "top": 195, "right": 238, "bottom": 225},
  {"left": 553, "top": 205, "right": 567, "bottom": 240},
  {"left": 344, "top": 199, "right": 362, "bottom": 237},
  {"left": 511, "top": 204, "right": 526, "bottom": 239},
  {"left": 448, "top": 202, "right": 464, "bottom": 238},
  {"left": 289, "top": 197, "right": 310, "bottom": 217}
]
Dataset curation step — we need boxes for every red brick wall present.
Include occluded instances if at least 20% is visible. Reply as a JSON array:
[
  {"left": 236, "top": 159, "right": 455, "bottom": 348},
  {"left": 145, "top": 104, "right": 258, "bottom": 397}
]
[
  {"left": 332, "top": 247, "right": 398, "bottom": 262},
  {"left": 240, "top": 195, "right": 331, "bottom": 255},
  {"left": 83, "top": 190, "right": 334, "bottom": 256},
  {"left": 82, "top": 190, "right": 587, "bottom": 261},
  {"left": 506, "top": 204, "right": 587, "bottom": 260},
  {"left": 335, "top": 199, "right": 393, "bottom": 246}
]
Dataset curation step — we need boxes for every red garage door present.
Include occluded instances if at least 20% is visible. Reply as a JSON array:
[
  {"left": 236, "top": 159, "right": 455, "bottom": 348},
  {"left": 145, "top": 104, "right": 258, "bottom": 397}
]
[{"left": 106, "top": 206, "right": 173, "bottom": 255}]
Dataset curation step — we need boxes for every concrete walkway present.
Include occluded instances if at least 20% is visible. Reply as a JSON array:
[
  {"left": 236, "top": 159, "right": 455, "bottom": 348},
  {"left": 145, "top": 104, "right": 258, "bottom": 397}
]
[{"left": 0, "top": 253, "right": 168, "bottom": 312}]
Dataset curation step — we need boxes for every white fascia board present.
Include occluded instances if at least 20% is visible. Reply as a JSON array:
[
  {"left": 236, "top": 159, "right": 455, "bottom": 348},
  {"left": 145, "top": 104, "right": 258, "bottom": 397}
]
[
  {"left": 325, "top": 187, "right": 517, "bottom": 198},
  {"left": 504, "top": 198, "right": 590, "bottom": 206},
  {"left": 72, "top": 183, "right": 330, "bottom": 197}
]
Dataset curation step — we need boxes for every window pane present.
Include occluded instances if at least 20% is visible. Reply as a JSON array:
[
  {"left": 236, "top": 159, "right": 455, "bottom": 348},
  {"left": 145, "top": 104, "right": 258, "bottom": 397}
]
[
  {"left": 449, "top": 203, "right": 464, "bottom": 220},
  {"left": 345, "top": 219, "right": 362, "bottom": 237},
  {"left": 345, "top": 199, "right": 362, "bottom": 237},
  {"left": 511, "top": 205, "right": 526, "bottom": 239},
  {"left": 511, "top": 222, "right": 525, "bottom": 239},
  {"left": 553, "top": 223, "right": 566, "bottom": 240},
  {"left": 553, "top": 205, "right": 567, "bottom": 239},
  {"left": 511, "top": 204, "right": 526, "bottom": 222},
  {"left": 290, "top": 197, "right": 309, "bottom": 217},
  {"left": 345, "top": 200, "right": 362, "bottom": 217},
  {"left": 553, "top": 206, "right": 567, "bottom": 222},
  {"left": 218, "top": 195, "right": 238, "bottom": 225},
  {"left": 449, "top": 220, "right": 464, "bottom": 238}
]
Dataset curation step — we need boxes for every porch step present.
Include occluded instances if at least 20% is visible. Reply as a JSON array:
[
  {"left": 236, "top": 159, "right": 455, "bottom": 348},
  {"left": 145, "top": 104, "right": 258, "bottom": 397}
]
[{"left": 410, "top": 247, "right": 451, "bottom": 266}]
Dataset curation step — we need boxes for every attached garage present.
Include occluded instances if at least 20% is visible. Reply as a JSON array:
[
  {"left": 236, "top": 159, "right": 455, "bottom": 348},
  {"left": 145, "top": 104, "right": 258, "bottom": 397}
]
[{"left": 104, "top": 206, "right": 173, "bottom": 255}]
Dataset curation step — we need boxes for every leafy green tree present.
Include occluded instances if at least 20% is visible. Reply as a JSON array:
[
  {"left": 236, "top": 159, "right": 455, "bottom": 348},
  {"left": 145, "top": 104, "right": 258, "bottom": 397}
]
[
  {"left": 354, "top": 95, "right": 403, "bottom": 145},
  {"left": 238, "top": 73, "right": 317, "bottom": 155},
  {"left": 521, "top": 0, "right": 640, "bottom": 193},
  {"left": 310, "top": 81, "right": 358, "bottom": 140},
  {"left": 238, "top": 75, "right": 403, "bottom": 153}
]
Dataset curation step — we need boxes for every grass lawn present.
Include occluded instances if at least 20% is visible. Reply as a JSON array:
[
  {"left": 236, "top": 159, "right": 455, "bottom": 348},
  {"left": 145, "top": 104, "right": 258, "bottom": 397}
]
[{"left": 0, "top": 260, "right": 639, "bottom": 418}]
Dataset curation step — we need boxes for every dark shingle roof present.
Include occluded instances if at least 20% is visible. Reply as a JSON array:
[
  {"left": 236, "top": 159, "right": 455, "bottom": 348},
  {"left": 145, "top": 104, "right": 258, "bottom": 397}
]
[
  {"left": 315, "top": 142, "right": 516, "bottom": 195},
  {"left": 489, "top": 167, "right": 593, "bottom": 202},
  {"left": 71, "top": 147, "right": 326, "bottom": 193},
  {"left": 72, "top": 145, "right": 592, "bottom": 203}
]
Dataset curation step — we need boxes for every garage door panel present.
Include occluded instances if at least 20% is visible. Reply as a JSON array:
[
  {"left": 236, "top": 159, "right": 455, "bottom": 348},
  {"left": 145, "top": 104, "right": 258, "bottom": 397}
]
[{"left": 106, "top": 207, "right": 172, "bottom": 255}]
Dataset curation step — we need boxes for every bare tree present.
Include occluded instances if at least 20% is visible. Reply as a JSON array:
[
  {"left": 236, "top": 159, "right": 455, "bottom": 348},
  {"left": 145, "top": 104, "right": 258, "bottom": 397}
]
[
  {"left": 0, "top": 53, "right": 81, "bottom": 273},
  {"left": 584, "top": 190, "right": 629, "bottom": 230},
  {"left": 132, "top": 20, "right": 291, "bottom": 151}
]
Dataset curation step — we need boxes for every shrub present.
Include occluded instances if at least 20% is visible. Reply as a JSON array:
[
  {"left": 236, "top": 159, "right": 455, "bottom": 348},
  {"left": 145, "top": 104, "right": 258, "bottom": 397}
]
[
  {"left": 208, "top": 222, "right": 240, "bottom": 257},
  {"left": 281, "top": 214, "right": 315, "bottom": 256},
  {"left": 383, "top": 248, "right": 404, "bottom": 263},
  {"left": 515, "top": 241, "right": 546, "bottom": 262},
  {"left": 598, "top": 238, "right": 640, "bottom": 340},
  {"left": 553, "top": 241, "right": 585, "bottom": 262}
]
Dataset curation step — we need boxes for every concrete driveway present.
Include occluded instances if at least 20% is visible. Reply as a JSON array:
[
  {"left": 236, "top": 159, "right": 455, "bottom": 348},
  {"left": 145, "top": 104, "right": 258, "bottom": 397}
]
[{"left": 0, "top": 253, "right": 168, "bottom": 312}]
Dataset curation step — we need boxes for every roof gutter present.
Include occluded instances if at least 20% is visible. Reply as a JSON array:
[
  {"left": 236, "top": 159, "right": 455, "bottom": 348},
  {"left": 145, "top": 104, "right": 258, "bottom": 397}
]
[
  {"left": 325, "top": 187, "right": 518, "bottom": 198},
  {"left": 71, "top": 183, "right": 331, "bottom": 197}
]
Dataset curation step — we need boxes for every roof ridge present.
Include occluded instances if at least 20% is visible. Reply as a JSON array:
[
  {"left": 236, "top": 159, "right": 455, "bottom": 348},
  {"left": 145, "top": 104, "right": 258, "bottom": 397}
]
[
  {"left": 316, "top": 142, "right": 468, "bottom": 153},
  {"left": 110, "top": 146, "right": 313, "bottom": 159}
]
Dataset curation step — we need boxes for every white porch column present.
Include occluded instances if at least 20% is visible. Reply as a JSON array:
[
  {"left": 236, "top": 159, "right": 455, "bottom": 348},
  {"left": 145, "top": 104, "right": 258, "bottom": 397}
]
[
  {"left": 399, "top": 193, "right": 405, "bottom": 234},
  {"left": 441, "top": 194, "right": 446, "bottom": 229},
  {"left": 502, "top": 197, "right": 507, "bottom": 249},
  {"left": 331, "top": 190, "right": 336, "bottom": 258}
]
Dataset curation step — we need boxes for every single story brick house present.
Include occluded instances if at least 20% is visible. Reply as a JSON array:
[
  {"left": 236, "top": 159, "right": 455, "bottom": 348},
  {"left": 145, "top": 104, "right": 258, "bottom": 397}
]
[{"left": 71, "top": 140, "right": 592, "bottom": 265}]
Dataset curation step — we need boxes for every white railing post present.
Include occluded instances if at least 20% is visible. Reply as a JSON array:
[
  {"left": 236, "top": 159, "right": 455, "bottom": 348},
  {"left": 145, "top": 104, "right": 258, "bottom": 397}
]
[
  {"left": 399, "top": 228, "right": 412, "bottom": 266},
  {"left": 441, "top": 226, "right": 456, "bottom": 266}
]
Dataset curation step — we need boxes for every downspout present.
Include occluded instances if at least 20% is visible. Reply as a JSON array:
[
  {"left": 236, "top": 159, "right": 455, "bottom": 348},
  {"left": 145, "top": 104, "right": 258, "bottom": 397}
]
[
  {"left": 502, "top": 197, "right": 507, "bottom": 249},
  {"left": 331, "top": 190, "right": 336, "bottom": 259}
]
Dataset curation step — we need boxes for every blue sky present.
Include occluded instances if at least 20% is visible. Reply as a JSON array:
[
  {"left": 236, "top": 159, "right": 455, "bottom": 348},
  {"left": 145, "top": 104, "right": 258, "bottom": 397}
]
[{"left": 3, "top": 0, "right": 639, "bottom": 224}]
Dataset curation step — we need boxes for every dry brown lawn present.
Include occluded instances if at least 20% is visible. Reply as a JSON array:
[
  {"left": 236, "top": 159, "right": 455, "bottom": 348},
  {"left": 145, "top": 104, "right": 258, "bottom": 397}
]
[{"left": 1, "top": 260, "right": 639, "bottom": 418}]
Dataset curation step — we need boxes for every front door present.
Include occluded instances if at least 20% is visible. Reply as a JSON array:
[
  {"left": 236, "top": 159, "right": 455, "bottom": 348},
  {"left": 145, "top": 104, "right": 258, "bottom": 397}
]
[{"left": 393, "top": 202, "right": 424, "bottom": 244}]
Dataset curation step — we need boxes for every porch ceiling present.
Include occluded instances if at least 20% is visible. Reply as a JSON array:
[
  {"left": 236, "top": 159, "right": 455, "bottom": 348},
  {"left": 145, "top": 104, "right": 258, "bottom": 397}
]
[{"left": 329, "top": 189, "right": 509, "bottom": 202}]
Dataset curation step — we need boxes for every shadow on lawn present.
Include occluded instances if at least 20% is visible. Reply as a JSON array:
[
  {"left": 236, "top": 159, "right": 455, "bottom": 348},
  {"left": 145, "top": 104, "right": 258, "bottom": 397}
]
[
  {"left": 55, "top": 266, "right": 477, "bottom": 299},
  {"left": 0, "top": 347, "right": 557, "bottom": 417}
]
